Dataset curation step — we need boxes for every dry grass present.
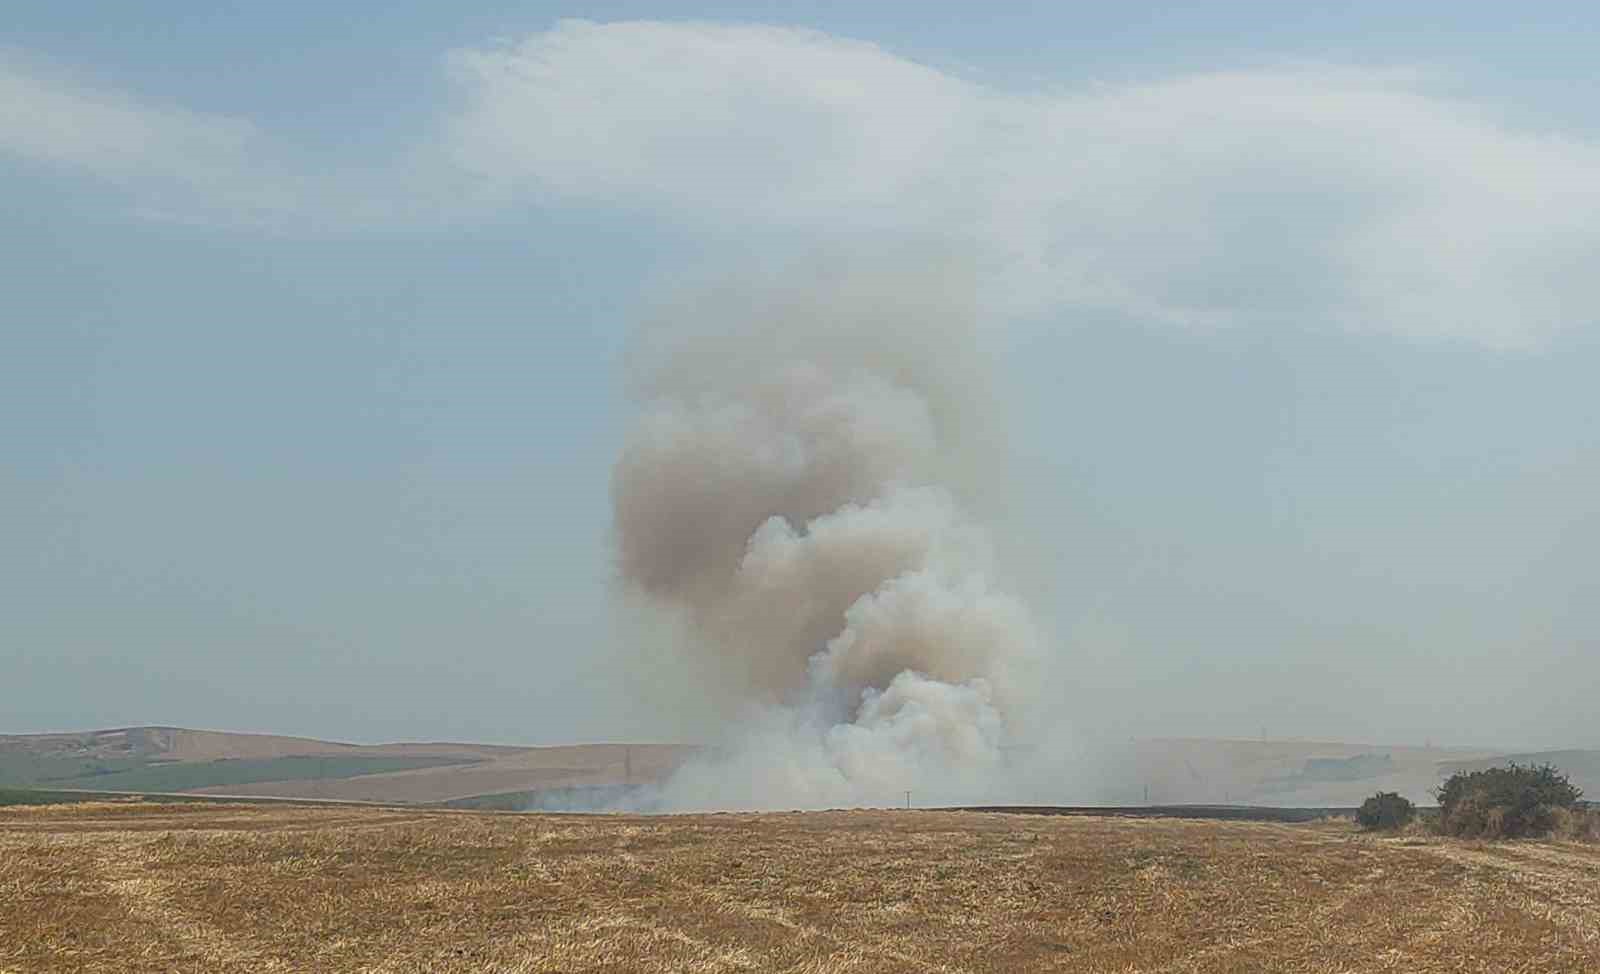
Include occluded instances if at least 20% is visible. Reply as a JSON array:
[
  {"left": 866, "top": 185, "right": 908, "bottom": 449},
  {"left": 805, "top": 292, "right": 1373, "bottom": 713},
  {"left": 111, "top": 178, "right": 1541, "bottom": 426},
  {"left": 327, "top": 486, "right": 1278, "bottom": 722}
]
[
  {"left": 3, "top": 803, "right": 1598, "bottom": 973},
  {"left": 1551, "top": 806, "right": 1600, "bottom": 843}
]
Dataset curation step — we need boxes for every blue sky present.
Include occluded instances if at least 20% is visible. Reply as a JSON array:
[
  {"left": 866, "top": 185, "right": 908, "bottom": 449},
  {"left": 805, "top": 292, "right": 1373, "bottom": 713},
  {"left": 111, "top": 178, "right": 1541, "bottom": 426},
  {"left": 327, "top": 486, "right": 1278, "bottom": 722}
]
[{"left": 4, "top": 4, "right": 1597, "bottom": 747}]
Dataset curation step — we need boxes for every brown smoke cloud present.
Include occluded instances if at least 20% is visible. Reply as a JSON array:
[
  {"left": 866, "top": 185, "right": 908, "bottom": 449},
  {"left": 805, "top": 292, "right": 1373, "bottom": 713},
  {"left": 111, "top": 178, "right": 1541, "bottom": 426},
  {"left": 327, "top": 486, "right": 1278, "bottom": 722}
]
[{"left": 611, "top": 249, "right": 1049, "bottom": 808}]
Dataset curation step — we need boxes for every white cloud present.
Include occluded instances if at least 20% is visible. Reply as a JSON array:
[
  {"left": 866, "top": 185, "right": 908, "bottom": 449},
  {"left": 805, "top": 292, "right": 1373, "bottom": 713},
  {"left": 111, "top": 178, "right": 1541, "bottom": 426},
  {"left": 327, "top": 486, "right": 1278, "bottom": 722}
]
[
  {"left": 444, "top": 21, "right": 977, "bottom": 224},
  {"left": 0, "top": 56, "right": 251, "bottom": 171},
  {"left": 445, "top": 21, "right": 1600, "bottom": 346},
  {"left": 0, "top": 53, "right": 308, "bottom": 223},
  {"left": 6, "top": 23, "right": 1600, "bottom": 344},
  {"left": 0, "top": 53, "right": 440, "bottom": 228}
]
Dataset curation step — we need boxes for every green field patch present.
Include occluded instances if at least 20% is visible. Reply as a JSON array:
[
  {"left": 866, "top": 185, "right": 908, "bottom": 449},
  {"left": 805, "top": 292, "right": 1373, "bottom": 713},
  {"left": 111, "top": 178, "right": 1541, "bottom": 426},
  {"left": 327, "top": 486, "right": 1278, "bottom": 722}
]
[
  {"left": 0, "top": 753, "right": 152, "bottom": 788},
  {"left": 0, "top": 787, "right": 115, "bottom": 807}
]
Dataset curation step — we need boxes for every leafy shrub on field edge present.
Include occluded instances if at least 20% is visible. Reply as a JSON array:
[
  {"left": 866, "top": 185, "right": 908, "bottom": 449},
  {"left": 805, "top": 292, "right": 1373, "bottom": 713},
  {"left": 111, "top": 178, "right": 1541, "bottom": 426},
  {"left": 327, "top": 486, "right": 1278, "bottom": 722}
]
[
  {"left": 1434, "top": 763, "right": 1583, "bottom": 839},
  {"left": 1356, "top": 791, "right": 1416, "bottom": 831}
]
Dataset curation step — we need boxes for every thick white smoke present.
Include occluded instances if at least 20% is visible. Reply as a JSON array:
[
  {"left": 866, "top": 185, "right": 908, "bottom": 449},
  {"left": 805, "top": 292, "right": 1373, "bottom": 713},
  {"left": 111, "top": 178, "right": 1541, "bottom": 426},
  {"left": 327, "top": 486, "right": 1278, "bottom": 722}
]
[{"left": 612, "top": 254, "right": 1049, "bottom": 809}]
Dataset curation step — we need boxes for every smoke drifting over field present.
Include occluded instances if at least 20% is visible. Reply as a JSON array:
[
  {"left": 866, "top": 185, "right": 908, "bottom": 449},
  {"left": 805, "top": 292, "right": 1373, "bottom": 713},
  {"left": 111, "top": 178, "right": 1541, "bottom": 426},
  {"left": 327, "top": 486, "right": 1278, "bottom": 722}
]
[{"left": 611, "top": 255, "right": 1053, "bottom": 809}]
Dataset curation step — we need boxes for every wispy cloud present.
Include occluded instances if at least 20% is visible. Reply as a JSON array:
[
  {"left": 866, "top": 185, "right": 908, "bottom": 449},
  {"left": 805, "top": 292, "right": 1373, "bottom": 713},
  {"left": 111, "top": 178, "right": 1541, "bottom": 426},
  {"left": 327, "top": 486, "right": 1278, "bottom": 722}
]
[
  {"left": 444, "top": 21, "right": 1600, "bottom": 346},
  {"left": 0, "top": 51, "right": 448, "bottom": 229},
  {"left": 0, "top": 52, "right": 307, "bottom": 224},
  {"left": 6, "top": 22, "right": 1600, "bottom": 344}
]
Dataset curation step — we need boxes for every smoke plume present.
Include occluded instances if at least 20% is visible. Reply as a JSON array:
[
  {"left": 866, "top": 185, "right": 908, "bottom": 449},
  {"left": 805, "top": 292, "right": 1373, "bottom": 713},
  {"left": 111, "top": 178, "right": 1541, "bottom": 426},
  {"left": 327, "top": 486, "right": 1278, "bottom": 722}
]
[{"left": 612, "top": 253, "right": 1049, "bottom": 809}]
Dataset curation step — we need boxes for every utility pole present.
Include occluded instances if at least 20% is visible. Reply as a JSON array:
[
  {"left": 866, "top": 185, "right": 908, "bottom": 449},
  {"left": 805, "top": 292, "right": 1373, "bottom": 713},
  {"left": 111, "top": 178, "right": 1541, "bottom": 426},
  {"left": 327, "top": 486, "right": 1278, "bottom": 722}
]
[
  {"left": 1144, "top": 783, "right": 1149, "bottom": 805},
  {"left": 905, "top": 790, "right": 911, "bottom": 810}
]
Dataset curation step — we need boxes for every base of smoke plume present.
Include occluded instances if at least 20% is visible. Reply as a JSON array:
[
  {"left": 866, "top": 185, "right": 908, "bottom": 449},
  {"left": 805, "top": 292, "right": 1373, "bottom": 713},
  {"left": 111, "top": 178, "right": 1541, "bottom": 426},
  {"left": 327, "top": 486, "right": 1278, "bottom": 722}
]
[
  {"left": 591, "top": 732, "right": 1131, "bottom": 813},
  {"left": 455, "top": 783, "right": 1364, "bottom": 824},
  {"left": 441, "top": 784, "right": 654, "bottom": 813}
]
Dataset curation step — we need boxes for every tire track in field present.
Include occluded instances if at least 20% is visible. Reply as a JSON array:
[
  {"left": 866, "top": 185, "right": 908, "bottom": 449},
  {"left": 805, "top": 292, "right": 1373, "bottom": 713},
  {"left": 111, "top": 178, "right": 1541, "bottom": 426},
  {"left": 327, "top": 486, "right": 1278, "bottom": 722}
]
[{"left": 1410, "top": 840, "right": 1600, "bottom": 950}]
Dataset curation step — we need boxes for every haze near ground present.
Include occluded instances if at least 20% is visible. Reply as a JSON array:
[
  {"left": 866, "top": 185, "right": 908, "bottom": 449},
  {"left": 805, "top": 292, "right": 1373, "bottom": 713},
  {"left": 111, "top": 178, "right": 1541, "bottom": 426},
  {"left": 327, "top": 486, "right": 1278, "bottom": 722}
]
[{"left": 6, "top": 726, "right": 1599, "bottom": 811}]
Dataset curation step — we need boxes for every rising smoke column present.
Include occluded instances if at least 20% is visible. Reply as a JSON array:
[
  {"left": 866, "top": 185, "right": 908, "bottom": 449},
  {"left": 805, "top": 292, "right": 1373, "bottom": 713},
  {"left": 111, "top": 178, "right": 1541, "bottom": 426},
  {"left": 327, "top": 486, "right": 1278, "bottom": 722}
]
[{"left": 611, "top": 255, "right": 1046, "bottom": 809}]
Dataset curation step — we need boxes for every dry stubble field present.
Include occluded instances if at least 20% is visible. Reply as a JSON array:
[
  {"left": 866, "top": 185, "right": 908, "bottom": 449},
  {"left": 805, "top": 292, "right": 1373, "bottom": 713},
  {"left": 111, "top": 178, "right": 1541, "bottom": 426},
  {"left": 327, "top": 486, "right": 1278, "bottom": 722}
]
[{"left": 2, "top": 802, "right": 1598, "bottom": 973}]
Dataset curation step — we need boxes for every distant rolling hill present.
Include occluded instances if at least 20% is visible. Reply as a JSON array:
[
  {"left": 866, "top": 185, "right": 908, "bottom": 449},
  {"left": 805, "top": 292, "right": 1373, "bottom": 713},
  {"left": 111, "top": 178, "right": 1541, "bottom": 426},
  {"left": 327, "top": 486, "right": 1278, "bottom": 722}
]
[
  {"left": 2, "top": 726, "right": 1593, "bottom": 810},
  {"left": 1437, "top": 749, "right": 1600, "bottom": 795},
  {"left": 0, "top": 727, "right": 694, "bottom": 806}
]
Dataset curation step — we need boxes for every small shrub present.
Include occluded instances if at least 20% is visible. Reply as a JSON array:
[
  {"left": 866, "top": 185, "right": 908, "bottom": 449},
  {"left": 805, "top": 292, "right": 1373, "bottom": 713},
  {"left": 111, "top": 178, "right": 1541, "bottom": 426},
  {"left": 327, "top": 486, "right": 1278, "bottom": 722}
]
[
  {"left": 1435, "top": 763, "right": 1583, "bottom": 839},
  {"left": 1356, "top": 791, "right": 1416, "bottom": 831},
  {"left": 1549, "top": 805, "right": 1600, "bottom": 842}
]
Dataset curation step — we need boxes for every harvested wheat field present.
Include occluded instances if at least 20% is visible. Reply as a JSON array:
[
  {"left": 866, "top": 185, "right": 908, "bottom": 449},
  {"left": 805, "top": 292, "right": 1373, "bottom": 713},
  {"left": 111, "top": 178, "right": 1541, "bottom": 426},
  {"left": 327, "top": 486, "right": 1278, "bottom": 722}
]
[{"left": 2, "top": 802, "right": 1598, "bottom": 973}]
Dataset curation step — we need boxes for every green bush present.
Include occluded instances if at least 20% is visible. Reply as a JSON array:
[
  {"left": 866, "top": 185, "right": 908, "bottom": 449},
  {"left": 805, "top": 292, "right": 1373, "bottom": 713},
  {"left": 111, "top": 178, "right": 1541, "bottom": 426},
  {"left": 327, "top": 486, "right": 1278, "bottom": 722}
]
[
  {"left": 1355, "top": 791, "right": 1416, "bottom": 831},
  {"left": 1435, "top": 763, "right": 1583, "bottom": 839}
]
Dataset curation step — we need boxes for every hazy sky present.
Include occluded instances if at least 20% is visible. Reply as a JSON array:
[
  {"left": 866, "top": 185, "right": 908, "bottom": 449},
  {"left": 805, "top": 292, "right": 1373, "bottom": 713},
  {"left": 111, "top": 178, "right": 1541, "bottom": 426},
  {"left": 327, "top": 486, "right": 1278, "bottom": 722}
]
[{"left": 4, "top": 3, "right": 1597, "bottom": 749}]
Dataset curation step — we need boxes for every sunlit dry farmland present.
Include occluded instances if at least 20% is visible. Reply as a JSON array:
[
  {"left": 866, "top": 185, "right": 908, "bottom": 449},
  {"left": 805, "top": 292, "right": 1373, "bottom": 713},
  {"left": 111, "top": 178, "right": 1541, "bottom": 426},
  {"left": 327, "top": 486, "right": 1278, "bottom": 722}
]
[{"left": 3, "top": 802, "right": 1598, "bottom": 973}]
